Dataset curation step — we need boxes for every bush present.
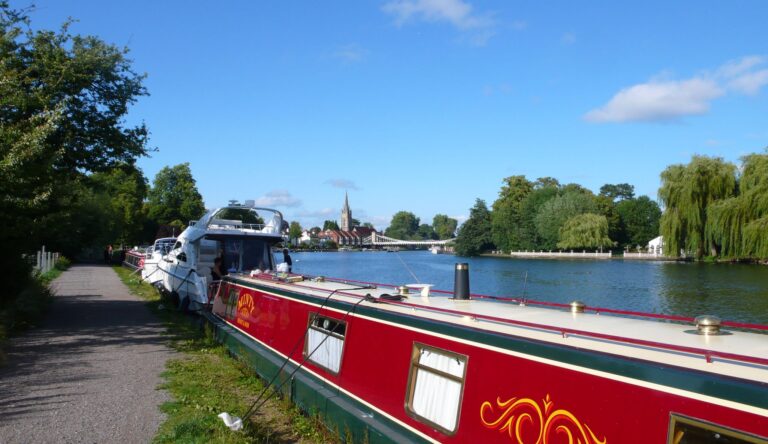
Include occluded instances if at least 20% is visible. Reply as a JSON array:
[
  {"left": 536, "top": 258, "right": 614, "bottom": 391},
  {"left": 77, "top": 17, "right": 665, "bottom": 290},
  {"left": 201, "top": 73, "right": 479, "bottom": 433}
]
[{"left": 55, "top": 256, "right": 71, "bottom": 270}]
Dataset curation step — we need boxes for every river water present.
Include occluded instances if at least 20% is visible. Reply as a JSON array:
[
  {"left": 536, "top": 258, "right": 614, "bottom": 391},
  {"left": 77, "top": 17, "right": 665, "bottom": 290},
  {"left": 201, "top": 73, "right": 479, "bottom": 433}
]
[{"left": 290, "top": 251, "right": 768, "bottom": 325}]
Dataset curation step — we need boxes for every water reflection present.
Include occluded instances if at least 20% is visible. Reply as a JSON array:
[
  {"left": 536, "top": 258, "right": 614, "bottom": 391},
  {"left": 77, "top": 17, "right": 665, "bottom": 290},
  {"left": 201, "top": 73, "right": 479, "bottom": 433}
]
[{"left": 292, "top": 251, "right": 768, "bottom": 324}]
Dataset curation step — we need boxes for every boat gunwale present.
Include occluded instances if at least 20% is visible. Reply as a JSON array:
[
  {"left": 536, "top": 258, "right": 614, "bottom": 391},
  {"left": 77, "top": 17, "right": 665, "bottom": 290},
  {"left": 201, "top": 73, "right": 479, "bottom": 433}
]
[{"left": 237, "top": 273, "right": 768, "bottom": 369}]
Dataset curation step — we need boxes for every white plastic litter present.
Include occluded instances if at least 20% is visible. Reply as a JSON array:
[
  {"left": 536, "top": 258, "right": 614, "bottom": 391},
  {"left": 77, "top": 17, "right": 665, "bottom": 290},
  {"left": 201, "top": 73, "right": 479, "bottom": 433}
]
[
  {"left": 276, "top": 262, "right": 289, "bottom": 272},
  {"left": 218, "top": 412, "right": 243, "bottom": 431}
]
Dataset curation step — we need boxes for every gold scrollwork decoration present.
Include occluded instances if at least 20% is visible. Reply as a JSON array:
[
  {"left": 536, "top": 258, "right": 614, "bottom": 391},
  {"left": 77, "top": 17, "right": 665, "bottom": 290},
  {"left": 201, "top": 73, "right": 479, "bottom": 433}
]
[{"left": 480, "top": 393, "right": 606, "bottom": 444}]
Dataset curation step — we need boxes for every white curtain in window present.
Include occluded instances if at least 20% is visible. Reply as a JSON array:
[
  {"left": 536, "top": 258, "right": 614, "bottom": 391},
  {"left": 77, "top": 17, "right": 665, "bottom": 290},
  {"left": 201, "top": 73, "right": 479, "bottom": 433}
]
[
  {"left": 411, "top": 350, "right": 465, "bottom": 431},
  {"left": 307, "top": 329, "right": 344, "bottom": 373}
]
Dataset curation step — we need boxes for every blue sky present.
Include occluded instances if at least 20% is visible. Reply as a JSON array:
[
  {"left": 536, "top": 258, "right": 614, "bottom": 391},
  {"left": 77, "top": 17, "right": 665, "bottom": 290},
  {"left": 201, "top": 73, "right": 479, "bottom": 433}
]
[{"left": 24, "top": 1, "right": 768, "bottom": 230}]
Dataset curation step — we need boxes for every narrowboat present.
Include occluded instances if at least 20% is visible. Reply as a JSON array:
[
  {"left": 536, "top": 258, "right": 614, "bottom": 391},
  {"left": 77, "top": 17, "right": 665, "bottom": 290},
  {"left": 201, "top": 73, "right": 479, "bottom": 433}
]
[{"left": 148, "top": 204, "right": 767, "bottom": 442}]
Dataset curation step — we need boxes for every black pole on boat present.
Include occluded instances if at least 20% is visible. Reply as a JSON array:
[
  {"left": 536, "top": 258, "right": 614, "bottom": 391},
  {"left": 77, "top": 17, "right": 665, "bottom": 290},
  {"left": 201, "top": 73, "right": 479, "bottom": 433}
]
[{"left": 453, "top": 263, "right": 470, "bottom": 300}]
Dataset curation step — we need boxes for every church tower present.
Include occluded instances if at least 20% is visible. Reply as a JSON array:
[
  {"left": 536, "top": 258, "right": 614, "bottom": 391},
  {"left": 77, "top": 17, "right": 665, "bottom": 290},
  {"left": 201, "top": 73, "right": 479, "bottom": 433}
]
[{"left": 340, "top": 192, "right": 352, "bottom": 232}]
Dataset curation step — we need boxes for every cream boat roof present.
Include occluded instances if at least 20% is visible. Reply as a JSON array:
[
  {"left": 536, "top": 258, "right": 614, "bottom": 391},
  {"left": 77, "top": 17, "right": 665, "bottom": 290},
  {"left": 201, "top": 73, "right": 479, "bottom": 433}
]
[{"left": 237, "top": 273, "right": 768, "bottom": 385}]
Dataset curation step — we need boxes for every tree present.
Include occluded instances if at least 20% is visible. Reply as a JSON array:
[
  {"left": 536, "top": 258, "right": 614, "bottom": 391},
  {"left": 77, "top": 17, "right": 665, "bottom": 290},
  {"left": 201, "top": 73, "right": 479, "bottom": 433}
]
[
  {"left": 362, "top": 222, "right": 375, "bottom": 229},
  {"left": 659, "top": 156, "right": 736, "bottom": 258},
  {"left": 350, "top": 218, "right": 361, "bottom": 228},
  {"left": 1, "top": 3, "right": 149, "bottom": 300},
  {"left": 599, "top": 183, "right": 635, "bottom": 201},
  {"left": 289, "top": 221, "right": 302, "bottom": 242},
  {"left": 705, "top": 152, "right": 768, "bottom": 258},
  {"left": 517, "top": 185, "right": 559, "bottom": 250},
  {"left": 417, "top": 224, "right": 436, "bottom": 240},
  {"left": 145, "top": 163, "right": 205, "bottom": 228},
  {"left": 432, "top": 214, "right": 458, "bottom": 239},
  {"left": 595, "top": 195, "right": 626, "bottom": 247},
  {"left": 491, "top": 176, "right": 533, "bottom": 252},
  {"left": 534, "top": 191, "right": 597, "bottom": 250},
  {"left": 455, "top": 199, "right": 494, "bottom": 256},
  {"left": 90, "top": 164, "right": 148, "bottom": 245},
  {"left": 322, "top": 220, "right": 339, "bottom": 231},
  {"left": 557, "top": 213, "right": 613, "bottom": 250},
  {"left": 616, "top": 196, "right": 661, "bottom": 248},
  {"left": 386, "top": 211, "right": 419, "bottom": 240}
]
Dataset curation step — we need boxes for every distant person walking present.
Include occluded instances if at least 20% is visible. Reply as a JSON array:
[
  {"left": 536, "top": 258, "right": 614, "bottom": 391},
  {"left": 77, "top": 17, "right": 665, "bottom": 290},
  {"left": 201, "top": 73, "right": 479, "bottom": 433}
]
[
  {"left": 282, "top": 248, "right": 292, "bottom": 273},
  {"left": 104, "top": 244, "right": 113, "bottom": 264}
]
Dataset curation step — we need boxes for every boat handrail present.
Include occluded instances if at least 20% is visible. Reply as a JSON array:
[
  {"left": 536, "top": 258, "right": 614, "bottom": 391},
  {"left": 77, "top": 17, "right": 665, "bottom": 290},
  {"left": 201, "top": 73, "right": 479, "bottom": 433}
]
[
  {"left": 245, "top": 273, "right": 768, "bottom": 368},
  {"left": 308, "top": 275, "right": 768, "bottom": 332}
]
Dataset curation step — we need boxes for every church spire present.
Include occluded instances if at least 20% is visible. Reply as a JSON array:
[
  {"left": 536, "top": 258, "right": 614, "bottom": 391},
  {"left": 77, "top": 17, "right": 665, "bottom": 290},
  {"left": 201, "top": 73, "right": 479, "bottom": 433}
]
[{"left": 341, "top": 191, "right": 352, "bottom": 231}]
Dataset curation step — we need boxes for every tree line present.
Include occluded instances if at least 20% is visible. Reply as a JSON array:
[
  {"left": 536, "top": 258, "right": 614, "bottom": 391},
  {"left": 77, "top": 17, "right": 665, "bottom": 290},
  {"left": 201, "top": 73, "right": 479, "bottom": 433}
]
[
  {"left": 659, "top": 152, "right": 768, "bottom": 260},
  {"left": 0, "top": 4, "right": 205, "bottom": 312},
  {"left": 455, "top": 177, "right": 661, "bottom": 256}
]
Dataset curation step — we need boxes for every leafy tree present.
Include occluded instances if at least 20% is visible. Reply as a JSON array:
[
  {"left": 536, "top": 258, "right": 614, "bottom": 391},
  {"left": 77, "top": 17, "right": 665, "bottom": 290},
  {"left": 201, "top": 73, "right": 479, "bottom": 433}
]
[
  {"left": 350, "top": 218, "right": 361, "bottom": 228},
  {"left": 599, "top": 183, "right": 635, "bottom": 201},
  {"left": 706, "top": 152, "right": 768, "bottom": 258},
  {"left": 491, "top": 176, "right": 533, "bottom": 252},
  {"left": 322, "top": 220, "right": 339, "bottom": 231},
  {"left": 417, "top": 224, "right": 436, "bottom": 240},
  {"left": 385, "top": 211, "right": 419, "bottom": 240},
  {"left": 90, "top": 164, "right": 148, "bottom": 245},
  {"left": 1, "top": 3, "right": 149, "bottom": 300},
  {"left": 362, "top": 222, "right": 375, "bottom": 229},
  {"left": 455, "top": 199, "right": 494, "bottom": 256},
  {"left": 557, "top": 213, "right": 613, "bottom": 250},
  {"left": 517, "top": 185, "right": 559, "bottom": 250},
  {"left": 595, "top": 194, "right": 626, "bottom": 247},
  {"left": 432, "top": 214, "right": 458, "bottom": 239},
  {"left": 533, "top": 177, "right": 560, "bottom": 189},
  {"left": 146, "top": 163, "right": 205, "bottom": 228},
  {"left": 289, "top": 221, "right": 302, "bottom": 242},
  {"left": 534, "top": 191, "right": 597, "bottom": 250},
  {"left": 616, "top": 196, "right": 661, "bottom": 248},
  {"left": 659, "top": 156, "right": 736, "bottom": 258}
]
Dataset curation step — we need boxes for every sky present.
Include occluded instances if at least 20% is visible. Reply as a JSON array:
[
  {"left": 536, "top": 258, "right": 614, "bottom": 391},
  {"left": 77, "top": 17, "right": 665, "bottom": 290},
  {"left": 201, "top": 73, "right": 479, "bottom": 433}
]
[{"left": 22, "top": 0, "right": 768, "bottom": 230}]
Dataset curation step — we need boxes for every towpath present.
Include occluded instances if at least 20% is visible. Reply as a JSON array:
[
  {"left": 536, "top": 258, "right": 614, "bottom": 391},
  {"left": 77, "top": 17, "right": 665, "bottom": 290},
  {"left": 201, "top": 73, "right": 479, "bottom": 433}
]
[{"left": 0, "top": 265, "right": 175, "bottom": 443}]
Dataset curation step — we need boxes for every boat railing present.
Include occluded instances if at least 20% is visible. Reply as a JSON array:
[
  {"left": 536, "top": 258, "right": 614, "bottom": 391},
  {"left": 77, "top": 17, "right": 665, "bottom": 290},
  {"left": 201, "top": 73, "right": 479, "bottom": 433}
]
[{"left": 251, "top": 273, "right": 768, "bottom": 369}]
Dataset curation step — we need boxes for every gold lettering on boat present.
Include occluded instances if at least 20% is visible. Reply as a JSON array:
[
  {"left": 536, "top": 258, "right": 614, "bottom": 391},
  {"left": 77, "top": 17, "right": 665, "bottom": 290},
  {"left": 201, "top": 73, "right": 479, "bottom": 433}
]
[
  {"left": 236, "top": 292, "right": 254, "bottom": 328},
  {"left": 480, "top": 393, "right": 606, "bottom": 443}
]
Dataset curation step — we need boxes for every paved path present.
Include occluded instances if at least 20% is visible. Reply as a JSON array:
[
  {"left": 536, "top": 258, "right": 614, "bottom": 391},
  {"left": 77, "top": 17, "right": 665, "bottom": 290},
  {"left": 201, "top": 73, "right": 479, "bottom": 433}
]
[{"left": 0, "top": 265, "right": 175, "bottom": 443}]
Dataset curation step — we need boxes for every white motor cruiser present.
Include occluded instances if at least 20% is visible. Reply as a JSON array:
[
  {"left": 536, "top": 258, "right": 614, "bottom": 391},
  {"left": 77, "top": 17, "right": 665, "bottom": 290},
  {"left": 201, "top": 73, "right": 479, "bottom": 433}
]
[
  {"left": 141, "top": 237, "right": 177, "bottom": 285},
  {"left": 157, "top": 204, "right": 285, "bottom": 310}
]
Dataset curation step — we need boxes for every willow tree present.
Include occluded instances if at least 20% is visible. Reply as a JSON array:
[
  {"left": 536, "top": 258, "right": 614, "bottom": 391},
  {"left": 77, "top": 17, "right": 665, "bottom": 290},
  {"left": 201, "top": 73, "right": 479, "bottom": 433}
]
[
  {"left": 706, "top": 152, "right": 768, "bottom": 259},
  {"left": 658, "top": 156, "right": 736, "bottom": 258},
  {"left": 557, "top": 213, "right": 613, "bottom": 250}
]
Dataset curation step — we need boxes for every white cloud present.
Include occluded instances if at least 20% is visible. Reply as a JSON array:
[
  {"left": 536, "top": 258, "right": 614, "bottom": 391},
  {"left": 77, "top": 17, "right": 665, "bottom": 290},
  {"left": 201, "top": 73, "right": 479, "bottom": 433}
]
[
  {"left": 296, "top": 208, "right": 336, "bottom": 218},
  {"left": 726, "top": 69, "right": 768, "bottom": 95},
  {"left": 382, "top": 0, "right": 495, "bottom": 44},
  {"left": 585, "top": 55, "right": 768, "bottom": 123},
  {"left": 585, "top": 78, "right": 723, "bottom": 123},
  {"left": 510, "top": 20, "right": 527, "bottom": 31},
  {"left": 383, "top": 0, "right": 489, "bottom": 29},
  {"left": 561, "top": 32, "right": 576, "bottom": 45},
  {"left": 333, "top": 44, "right": 368, "bottom": 63},
  {"left": 254, "top": 190, "right": 302, "bottom": 208},
  {"left": 324, "top": 178, "right": 359, "bottom": 190}
]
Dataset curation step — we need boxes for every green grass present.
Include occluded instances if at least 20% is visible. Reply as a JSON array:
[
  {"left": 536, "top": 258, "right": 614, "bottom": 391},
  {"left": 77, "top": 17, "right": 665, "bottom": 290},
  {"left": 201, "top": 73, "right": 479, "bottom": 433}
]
[{"left": 112, "top": 266, "right": 335, "bottom": 444}]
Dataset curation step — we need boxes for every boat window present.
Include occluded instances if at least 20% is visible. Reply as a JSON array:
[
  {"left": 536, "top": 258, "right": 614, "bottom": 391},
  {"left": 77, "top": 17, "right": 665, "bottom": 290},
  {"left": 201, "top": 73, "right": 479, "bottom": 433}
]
[
  {"left": 304, "top": 314, "right": 346, "bottom": 374},
  {"left": 219, "top": 238, "right": 273, "bottom": 273},
  {"left": 405, "top": 343, "right": 467, "bottom": 435},
  {"left": 668, "top": 414, "right": 767, "bottom": 444},
  {"left": 224, "top": 287, "right": 239, "bottom": 319}
]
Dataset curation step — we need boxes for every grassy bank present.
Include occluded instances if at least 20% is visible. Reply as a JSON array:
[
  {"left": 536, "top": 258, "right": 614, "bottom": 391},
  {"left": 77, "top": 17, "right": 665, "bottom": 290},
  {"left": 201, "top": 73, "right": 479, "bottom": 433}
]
[
  {"left": 112, "top": 267, "right": 334, "bottom": 443},
  {"left": 0, "top": 257, "right": 71, "bottom": 365}
]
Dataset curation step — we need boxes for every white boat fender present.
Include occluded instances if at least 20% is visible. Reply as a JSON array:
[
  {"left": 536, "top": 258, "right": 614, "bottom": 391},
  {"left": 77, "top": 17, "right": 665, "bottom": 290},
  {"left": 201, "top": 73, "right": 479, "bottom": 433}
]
[{"left": 218, "top": 412, "right": 243, "bottom": 431}]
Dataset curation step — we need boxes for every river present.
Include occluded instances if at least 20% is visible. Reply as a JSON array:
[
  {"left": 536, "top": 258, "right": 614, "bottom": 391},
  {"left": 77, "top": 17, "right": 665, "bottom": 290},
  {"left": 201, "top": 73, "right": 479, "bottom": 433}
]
[{"left": 290, "top": 251, "right": 768, "bottom": 325}]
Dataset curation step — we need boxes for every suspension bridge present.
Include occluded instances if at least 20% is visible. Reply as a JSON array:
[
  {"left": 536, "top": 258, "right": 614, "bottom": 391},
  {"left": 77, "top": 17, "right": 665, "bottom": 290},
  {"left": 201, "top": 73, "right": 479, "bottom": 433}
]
[{"left": 363, "top": 232, "right": 455, "bottom": 247}]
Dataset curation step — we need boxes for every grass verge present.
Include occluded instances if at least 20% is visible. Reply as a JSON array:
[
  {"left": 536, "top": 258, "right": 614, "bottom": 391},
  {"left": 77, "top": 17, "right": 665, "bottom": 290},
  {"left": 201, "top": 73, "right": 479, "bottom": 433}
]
[
  {"left": 112, "top": 266, "right": 335, "bottom": 444},
  {"left": 0, "top": 257, "right": 70, "bottom": 365}
]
